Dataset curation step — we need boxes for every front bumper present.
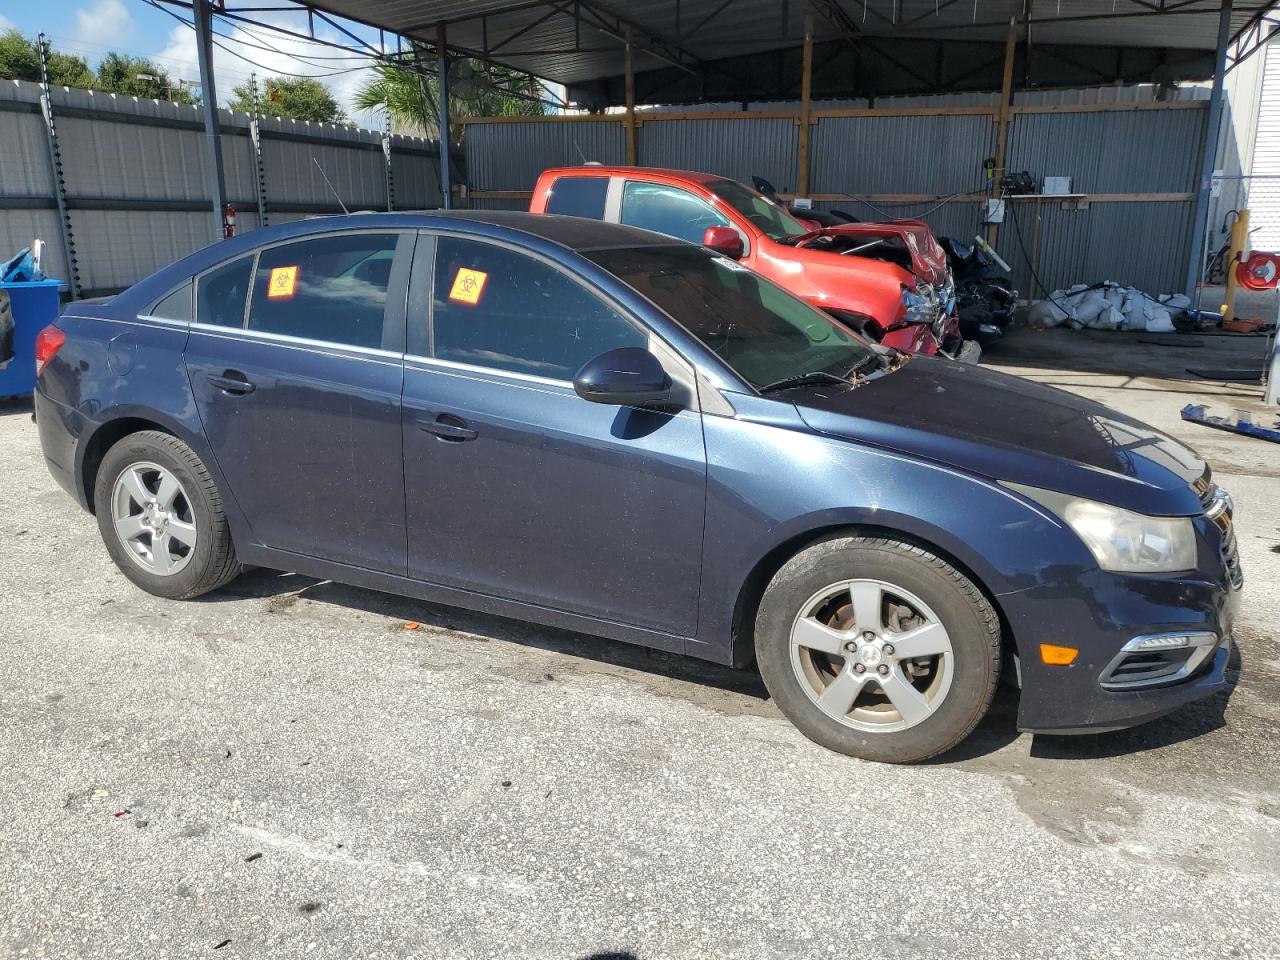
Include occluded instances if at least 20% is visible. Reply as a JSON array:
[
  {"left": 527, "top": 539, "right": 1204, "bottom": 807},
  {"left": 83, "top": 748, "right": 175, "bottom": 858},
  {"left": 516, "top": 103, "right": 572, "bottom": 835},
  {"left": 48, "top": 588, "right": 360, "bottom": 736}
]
[
  {"left": 1003, "top": 562, "right": 1240, "bottom": 735},
  {"left": 1026, "top": 636, "right": 1233, "bottom": 735}
]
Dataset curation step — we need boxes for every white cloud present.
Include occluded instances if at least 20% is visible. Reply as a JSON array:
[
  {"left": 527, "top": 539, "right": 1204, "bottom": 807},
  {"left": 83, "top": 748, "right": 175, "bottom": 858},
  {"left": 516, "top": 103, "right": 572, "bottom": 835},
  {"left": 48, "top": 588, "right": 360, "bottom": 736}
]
[
  {"left": 0, "top": 13, "right": 16, "bottom": 32},
  {"left": 72, "top": 0, "right": 133, "bottom": 51},
  {"left": 150, "top": 15, "right": 380, "bottom": 127}
]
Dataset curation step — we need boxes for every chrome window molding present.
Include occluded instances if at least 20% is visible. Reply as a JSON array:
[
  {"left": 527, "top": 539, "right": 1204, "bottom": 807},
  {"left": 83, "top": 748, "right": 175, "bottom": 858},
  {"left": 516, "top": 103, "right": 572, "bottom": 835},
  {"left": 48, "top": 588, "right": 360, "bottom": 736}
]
[
  {"left": 405, "top": 353, "right": 572, "bottom": 389},
  {"left": 133, "top": 314, "right": 194, "bottom": 330},
  {"left": 405, "top": 353, "right": 701, "bottom": 420},
  {"left": 188, "top": 322, "right": 402, "bottom": 365}
]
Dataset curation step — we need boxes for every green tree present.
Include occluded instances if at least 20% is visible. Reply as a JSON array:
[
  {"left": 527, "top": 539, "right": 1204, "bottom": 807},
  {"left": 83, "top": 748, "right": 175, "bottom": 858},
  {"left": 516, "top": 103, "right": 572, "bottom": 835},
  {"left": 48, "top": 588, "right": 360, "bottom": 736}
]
[
  {"left": 354, "top": 54, "right": 545, "bottom": 140},
  {"left": 0, "top": 30, "right": 94, "bottom": 88},
  {"left": 229, "top": 76, "right": 346, "bottom": 123},
  {"left": 94, "top": 52, "right": 195, "bottom": 103}
]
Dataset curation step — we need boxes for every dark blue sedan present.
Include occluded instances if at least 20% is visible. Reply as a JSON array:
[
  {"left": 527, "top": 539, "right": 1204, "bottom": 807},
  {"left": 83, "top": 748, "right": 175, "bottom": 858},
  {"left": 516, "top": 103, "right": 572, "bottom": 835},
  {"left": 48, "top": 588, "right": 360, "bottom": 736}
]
[{"left": 33, "top": 212, "right": 1241, "bottom": 762}]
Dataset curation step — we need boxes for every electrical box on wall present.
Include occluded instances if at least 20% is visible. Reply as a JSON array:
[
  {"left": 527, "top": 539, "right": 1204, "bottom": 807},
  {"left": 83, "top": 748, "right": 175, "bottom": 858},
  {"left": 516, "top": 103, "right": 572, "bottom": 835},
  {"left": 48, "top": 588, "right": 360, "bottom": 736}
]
[
  {"left": 1043, "top": 176, "right": 1072, "bottom": 196},
  {"left": 984, "top": 198, "right": 1006, "bottom": 224}
]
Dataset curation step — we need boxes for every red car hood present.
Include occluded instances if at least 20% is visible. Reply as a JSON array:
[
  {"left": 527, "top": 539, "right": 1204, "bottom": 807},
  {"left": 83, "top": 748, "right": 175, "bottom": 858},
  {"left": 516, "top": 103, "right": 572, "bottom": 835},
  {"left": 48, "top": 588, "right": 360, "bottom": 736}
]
[{"left": 795, "top": 219, "right": 948, "bottom": 286}]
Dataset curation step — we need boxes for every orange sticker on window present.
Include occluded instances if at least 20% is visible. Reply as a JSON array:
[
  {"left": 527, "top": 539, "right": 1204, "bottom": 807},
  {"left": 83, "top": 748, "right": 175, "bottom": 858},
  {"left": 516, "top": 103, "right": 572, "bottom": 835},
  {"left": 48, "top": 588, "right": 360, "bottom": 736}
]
[
  {"left": 448, "top": 267, "right": 488, "bottom": 305},
  {"left": 267, "top": 265, "right": 299, "bottom": 299}
]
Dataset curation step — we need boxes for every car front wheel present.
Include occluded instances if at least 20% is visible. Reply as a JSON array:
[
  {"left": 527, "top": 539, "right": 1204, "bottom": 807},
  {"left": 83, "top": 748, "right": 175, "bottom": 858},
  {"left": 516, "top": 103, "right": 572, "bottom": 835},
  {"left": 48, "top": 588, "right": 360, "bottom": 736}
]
[
  {"left": 94, "top": 430, "right": 241, "bottom": 599},
  {"left": 755, "top": 535, "right": 1000, "bottom": 764}
]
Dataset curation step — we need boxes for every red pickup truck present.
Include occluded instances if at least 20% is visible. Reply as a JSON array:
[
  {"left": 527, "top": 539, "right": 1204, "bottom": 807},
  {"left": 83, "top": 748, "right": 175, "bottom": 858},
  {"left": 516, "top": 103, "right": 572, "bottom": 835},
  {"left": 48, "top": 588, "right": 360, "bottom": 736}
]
[{"left": 529, "top": 165, "right": 973, "bottom": 361}]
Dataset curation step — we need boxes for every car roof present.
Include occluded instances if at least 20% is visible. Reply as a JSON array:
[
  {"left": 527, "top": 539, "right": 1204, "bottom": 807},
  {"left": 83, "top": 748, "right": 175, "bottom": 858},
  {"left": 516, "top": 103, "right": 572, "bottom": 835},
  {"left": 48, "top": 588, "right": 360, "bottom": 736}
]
[
  {"left": 425, "top": 209, "right": 673, "bottom": 250},
  {"left": 539, "top": 165, "right": 727, "bottom": 187},
  {"left": 112, "top": 209, "right": 683, "bottom": 311}
]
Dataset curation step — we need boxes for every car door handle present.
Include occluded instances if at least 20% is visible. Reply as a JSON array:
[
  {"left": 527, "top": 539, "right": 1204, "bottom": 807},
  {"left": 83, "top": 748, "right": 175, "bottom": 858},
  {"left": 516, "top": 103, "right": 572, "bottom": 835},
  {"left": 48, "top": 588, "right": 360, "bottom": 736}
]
[
  {"left": 418, "top": 414, "right": 477, "bottom": 442},
  {"left": 206, "top": 372, "right": 256, "bottom": 395}
]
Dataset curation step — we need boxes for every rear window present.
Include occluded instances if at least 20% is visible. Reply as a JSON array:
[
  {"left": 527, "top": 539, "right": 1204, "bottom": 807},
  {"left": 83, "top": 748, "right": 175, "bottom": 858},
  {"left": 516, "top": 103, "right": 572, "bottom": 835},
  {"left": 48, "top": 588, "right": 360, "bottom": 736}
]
[{"left": 544, "top": 176, "right": 609, "bottom": 219}]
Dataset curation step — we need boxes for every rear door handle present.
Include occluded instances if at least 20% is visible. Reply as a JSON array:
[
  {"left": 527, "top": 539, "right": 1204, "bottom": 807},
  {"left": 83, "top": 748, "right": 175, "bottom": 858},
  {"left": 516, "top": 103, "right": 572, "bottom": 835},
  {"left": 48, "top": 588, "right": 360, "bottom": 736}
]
[
  {"left": 206, "top": 372, "right": 256, "bottom": 395},
  {"left": 418, "top": 414, "right": 477, "bottom": 442}
]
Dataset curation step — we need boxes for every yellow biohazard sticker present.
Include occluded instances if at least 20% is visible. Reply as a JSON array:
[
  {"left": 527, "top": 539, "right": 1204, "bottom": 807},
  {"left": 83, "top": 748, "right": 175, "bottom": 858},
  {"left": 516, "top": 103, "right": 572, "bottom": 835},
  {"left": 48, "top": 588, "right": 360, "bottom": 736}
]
[
  {"left": 267, "top": 265, "right": 299, "bottom": 299},
  {"left": 448, "top": 268, "right": 488, "bottom": 305}
]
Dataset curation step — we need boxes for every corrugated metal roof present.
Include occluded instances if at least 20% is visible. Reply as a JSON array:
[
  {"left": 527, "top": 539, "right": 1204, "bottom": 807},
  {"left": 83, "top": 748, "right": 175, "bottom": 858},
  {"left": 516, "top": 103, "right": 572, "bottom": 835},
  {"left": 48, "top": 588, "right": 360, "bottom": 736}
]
[{"left": 305, "top": 0, "right": 1280, "bottom": 91}]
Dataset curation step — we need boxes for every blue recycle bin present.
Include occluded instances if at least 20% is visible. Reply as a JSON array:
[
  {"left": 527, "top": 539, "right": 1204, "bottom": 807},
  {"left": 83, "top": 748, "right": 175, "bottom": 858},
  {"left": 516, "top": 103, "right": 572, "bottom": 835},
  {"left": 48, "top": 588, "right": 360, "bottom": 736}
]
[{"left": 0, "top": 279, "right": 64, "bottom": 400}]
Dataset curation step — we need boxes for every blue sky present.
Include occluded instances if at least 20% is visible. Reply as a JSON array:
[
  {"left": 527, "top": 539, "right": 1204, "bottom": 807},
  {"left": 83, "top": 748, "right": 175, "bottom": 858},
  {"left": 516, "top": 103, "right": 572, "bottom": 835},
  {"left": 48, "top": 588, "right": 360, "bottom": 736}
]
[{"left": 1, "top": 0, "right": 389, "bottom": 123}]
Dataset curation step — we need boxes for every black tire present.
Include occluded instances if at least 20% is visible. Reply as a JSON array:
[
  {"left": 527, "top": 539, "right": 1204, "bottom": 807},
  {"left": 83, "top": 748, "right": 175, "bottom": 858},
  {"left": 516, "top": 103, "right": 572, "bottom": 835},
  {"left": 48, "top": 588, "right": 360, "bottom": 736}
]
[
  {"left": 94, "top": 430, "right": 241, "bottom": 599},
  {"left": 0, "top": 290, "right": 13, "bottom": 366},
  {"left": 755, "top": 535, "right": 1000, "bottom": 764}
]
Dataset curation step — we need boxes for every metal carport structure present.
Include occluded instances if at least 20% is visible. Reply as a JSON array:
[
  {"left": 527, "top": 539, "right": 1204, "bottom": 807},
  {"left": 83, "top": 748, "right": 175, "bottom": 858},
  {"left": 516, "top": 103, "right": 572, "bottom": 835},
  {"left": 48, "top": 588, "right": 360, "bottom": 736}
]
[{"left": 178, "top": 0, "right": 1280, "bottom": 296}]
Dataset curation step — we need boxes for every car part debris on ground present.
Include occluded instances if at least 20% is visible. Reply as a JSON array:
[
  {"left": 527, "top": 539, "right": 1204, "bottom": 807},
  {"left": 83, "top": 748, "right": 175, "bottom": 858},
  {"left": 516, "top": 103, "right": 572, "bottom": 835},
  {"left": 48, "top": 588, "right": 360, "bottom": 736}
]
[{"left": 1182, "top": 403, "right": 1280, "bottom": 443}]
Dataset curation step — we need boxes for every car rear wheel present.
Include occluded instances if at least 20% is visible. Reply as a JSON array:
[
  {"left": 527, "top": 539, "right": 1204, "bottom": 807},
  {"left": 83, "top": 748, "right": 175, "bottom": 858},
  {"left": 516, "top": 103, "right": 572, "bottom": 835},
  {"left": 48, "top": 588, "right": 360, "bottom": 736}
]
[
  {"left": 94, "top": 430, "right": 241, "bottom": 599},
  {"left": 755, "top": 535, "right": 1000, "bottom": 763}
]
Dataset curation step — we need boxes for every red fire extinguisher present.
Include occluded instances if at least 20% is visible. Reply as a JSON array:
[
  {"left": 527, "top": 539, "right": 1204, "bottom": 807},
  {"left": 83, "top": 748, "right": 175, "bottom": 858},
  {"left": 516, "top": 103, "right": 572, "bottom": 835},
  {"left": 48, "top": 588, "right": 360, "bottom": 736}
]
[{"left": 223, "top": 203, "right": 237, "bottom": 239}]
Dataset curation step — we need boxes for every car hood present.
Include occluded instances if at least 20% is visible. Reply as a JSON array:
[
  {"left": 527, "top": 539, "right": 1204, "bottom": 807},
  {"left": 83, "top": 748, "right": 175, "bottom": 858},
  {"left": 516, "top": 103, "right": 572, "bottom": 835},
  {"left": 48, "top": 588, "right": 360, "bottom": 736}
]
[
  {"left": 790, "top": 356, "right": 1206, "bottom": 516},
  {"left": 796, "top": 220, "right": 948, "bottom": 285}
]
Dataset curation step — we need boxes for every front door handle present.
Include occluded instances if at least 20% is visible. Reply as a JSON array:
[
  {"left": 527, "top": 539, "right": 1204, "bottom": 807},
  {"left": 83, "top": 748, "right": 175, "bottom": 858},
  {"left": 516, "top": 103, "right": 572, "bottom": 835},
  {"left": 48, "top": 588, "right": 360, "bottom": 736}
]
[
  {"left": 206, "top": 372, "right": 256, "bottom": 395},
  {"left": 418, "top": 414, "right": 477, "bottom": 442}
]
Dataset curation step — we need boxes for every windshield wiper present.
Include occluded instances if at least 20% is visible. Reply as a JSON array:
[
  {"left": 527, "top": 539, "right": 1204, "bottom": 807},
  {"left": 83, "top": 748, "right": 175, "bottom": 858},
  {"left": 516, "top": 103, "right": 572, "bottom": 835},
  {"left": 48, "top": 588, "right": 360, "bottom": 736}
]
[{"left": 758, "top": 370, "right": 850, "bottom": 394}]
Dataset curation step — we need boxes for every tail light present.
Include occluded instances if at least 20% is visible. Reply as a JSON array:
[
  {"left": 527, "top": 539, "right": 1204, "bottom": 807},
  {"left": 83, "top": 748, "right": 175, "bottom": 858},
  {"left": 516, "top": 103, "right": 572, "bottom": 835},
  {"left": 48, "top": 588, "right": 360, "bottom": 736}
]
[{"left": 35, "top": 324, "right": 66, "bottom": 378}]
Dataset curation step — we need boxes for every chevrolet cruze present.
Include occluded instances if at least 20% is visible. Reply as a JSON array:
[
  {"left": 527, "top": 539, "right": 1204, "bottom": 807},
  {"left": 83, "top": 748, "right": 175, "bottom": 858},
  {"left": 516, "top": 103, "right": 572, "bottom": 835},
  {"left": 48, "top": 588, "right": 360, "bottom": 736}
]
[{"left": 33, "top": 212, "right": 1241, "bottom": 763}]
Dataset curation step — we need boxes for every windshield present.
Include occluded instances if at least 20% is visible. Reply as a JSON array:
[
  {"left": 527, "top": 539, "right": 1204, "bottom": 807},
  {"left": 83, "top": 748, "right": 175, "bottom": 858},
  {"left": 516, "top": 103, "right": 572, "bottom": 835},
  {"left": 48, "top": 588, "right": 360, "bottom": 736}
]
[
  {"left": 585, "top": 245, "right": 876, "bottom": 391},
  {"left": 707, "top": 179, "right": 809, "bottom": 241}
]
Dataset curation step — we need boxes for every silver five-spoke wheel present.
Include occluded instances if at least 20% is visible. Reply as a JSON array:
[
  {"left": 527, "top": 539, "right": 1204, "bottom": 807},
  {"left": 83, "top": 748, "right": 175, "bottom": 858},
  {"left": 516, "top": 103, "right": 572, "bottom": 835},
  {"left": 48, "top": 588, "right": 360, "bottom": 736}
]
[
  {"left": 789, "top": 578, "right": 953, "bottom": 733},
  {"left": 110, "top": 461, "right": 198, "bottom": 576}
]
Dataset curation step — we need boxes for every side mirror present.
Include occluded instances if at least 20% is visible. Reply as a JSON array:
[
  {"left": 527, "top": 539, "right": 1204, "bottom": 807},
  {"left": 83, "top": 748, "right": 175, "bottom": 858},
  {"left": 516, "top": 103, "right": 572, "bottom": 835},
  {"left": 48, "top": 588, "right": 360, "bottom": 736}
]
[
  {"left": 702, "top": 226, "right": 744, "bottom": 260},
  {"left": 573, "top": 347, "right": 672, "bottom": 407}
]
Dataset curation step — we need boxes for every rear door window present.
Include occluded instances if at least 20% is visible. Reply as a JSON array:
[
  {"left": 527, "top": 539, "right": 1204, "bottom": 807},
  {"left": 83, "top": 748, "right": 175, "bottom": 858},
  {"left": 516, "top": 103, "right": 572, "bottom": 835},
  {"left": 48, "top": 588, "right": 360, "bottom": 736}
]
[
  {"left": 246, "top": 233, "right": 400, "bottom": 350},
  {"left": 430, "top": 235, "right": 646, "bottom": 381},
  {"left": 544, "top": 176, "right": 609, "bottom": 219},
  {"left": 620, "top": 181, "right": 729, "bottom": 245},
  {"left": 196, "top": 256, "right": 253, "bottom": 328}
]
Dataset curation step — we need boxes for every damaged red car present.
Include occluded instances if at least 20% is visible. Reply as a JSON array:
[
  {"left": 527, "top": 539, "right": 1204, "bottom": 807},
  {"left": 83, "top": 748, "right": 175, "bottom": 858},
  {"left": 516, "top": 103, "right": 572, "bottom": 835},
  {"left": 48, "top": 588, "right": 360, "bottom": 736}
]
[{"left": 530, "top": 166, "right": 975, "bottom": 361}]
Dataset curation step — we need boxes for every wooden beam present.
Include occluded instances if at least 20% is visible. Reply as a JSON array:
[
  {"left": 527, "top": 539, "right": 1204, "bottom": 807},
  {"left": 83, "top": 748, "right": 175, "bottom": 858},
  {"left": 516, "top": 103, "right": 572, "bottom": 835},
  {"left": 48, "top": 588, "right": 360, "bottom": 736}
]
[
  {"left": 987, "top": 14, "right": 1019, "bottom": 246},
  {"left": 625, "top": 27, "right": 637, "bottom": 166},
  {"left": 465, "top": 190, "right": 1192, "bottom": 204},
  {"left": 453, "top": 97, "right": 1210, "bottom": 127},
  {"left": 798, "top": 14, "right": 814, "bottom": 197},
  {"left": 1008, "top": 99, "right": 1207, "bottom": 114},
  {"left": 459, "top": 114, "right": 622, "bottom": 124}
]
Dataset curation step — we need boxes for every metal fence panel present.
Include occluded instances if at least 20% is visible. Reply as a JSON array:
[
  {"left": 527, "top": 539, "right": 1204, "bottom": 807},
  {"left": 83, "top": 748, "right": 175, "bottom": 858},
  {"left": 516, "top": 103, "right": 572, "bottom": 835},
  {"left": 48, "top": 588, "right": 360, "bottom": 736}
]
[
  {"left": 0, "top": 107, "right": 54, "bottom": 196},
  {"left": 810, "top": 114, "right": 996, "bottom": 196},
  {"left": 389, "top": 142, "right": 442, "bottom": 209},
  {"left": 261, "top": 129, "right": 387, "bottom": 210},
  {"left": 0, "top": 79, "right": 452, "bottom": 295},
  {"left": 999, "top": 199, "right": 1195, "bottom": 297},
  {"left": 1006, "top": 108, "right": 1206, "bottom": 194},
  {"left": 70, "top": 209, "right": 215, "bottom": 292},
  {"left": 639, "top": 117, "right": 798, "bottom": 189},
  {"left": 465, "top": 120, "right": 625, "bottom": 192}
]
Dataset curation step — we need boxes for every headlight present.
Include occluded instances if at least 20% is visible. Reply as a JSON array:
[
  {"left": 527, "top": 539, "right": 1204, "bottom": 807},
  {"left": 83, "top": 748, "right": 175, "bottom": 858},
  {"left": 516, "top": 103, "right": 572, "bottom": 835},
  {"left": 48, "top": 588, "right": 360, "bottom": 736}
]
[
  {"left": 1006, "top": 483, "right": 1197, "bottom": 573},
  {"left": 900, "top": 283, "right": 937, "bottom": 326}
]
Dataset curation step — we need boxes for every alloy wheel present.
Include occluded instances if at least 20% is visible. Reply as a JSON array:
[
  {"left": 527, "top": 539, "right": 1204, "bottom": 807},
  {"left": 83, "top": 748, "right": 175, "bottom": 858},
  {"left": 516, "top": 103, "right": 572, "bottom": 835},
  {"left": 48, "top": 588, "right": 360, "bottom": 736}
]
[
  {"left": 789, "top": 578, "right": 954, "bottom": 733},
  {"left": 110, "top": 461, "right": 198, "bottom": 576}
]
